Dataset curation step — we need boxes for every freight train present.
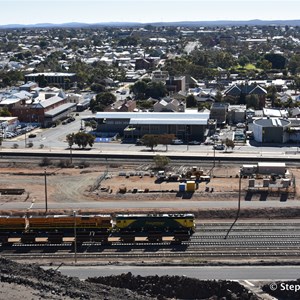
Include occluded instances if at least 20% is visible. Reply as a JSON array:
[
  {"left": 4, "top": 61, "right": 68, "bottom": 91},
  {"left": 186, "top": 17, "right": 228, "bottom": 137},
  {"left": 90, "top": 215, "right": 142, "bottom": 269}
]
[{"left": 0, "top": 213, "right": 195, "bottom": 245}]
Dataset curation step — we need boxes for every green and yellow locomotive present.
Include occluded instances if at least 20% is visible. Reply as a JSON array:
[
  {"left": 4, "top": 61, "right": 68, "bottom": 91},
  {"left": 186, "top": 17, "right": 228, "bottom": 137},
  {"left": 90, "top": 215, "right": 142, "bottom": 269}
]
[
  {"left": 115, "top": 213, "right": 195, "bottom": 242},
  {"left": 0, "top": 213, "right": 195, "bottom": 244}
]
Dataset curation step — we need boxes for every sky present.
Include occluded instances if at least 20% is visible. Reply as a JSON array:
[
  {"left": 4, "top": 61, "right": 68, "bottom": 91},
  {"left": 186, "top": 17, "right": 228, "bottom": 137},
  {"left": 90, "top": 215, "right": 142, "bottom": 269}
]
[{"left": 1, "top": 0, "right": 300, "bottom": 25}]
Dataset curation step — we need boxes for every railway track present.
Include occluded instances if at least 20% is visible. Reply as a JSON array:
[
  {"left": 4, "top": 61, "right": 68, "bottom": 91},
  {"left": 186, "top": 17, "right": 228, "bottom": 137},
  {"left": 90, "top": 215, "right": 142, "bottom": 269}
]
[{"left": 2, "top": 221, "right": 300, "bottom": 262}]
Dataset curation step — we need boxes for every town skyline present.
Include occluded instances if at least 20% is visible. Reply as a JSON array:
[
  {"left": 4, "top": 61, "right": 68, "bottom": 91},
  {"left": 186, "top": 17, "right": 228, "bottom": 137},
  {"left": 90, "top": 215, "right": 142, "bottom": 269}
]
[{"left": 1, "top": 0, "right": 300, "bottom": 26}]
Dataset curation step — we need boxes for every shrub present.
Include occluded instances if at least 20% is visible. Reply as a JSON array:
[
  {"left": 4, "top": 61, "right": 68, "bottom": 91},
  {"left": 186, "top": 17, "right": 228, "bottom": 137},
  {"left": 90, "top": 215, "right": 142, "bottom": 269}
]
[
  {"left": 78, "top": 161, "right": 90, "bottom": 168},
  {"left": 57, "top": 159, "right": 72, "bottom": 168},
  {"left": 39, "top": 157, "right": 52, "bottom": 167}
]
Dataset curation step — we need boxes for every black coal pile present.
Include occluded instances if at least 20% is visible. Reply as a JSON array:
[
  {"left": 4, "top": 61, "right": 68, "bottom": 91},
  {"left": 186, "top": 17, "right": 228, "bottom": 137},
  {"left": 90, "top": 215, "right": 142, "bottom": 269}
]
[
  {"left": 262, "top": 279, "right": 300, "bottom": 300},
  {"left": 87, "top": 272, "right": 259, "bottom": 300},
  {"left": 0, "top": 258, "right": 152, "bottom": 300}
]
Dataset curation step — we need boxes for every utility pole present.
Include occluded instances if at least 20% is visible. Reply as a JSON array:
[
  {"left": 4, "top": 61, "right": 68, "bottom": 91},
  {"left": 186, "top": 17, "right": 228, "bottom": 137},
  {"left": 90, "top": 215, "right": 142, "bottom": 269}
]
[
  {"left": 224, "top": 169, "right": 242, "bottom": 239},
  {"left": 44, "top": 169, "right": 48, "bottom": 214},
  {"left": 70, "top": 146, "right": 73, "bottom": 164},
  {"left": 73, "top": 210, "right": 77, "bottom": 263}
]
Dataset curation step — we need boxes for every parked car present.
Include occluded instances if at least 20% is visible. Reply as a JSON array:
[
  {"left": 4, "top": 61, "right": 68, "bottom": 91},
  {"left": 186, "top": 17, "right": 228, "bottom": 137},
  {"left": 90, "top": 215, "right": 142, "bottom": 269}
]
[
  {"left": 213, "top": 144, "right": 225, "bottom": 150},
  {"left": 203, "top": 139, "right": 214, "bottom": 145},
  {"left": 28, "top": 133, "right": 37, "bottom": 138},
  {"left": 172, "top": 139, "right": 184, "bottom": 145},
  {"left": 188, "top": 140, "right": 201, "bottom": 145},
  {"left": 236, "top": 123, "right": 246, "bottom": 128},
  {"left": 135, "top": 139, "right": 144, "bottom": 146},
  {"left": 211, "top": 134, "right": 220, "bottom": 140}
]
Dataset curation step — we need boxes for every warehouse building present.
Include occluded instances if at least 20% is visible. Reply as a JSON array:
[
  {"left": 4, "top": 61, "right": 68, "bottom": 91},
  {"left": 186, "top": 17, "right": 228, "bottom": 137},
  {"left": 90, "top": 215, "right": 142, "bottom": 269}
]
[
  {"left": 252, "top": 117, "right": 290, "bottom": 143},
  {"left": 91, "top": 111, "right": 210, "bottom": 141}
]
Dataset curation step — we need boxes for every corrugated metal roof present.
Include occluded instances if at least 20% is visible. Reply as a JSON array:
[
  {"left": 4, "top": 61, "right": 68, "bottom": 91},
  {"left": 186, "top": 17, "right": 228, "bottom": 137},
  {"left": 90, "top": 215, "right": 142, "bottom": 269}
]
[
  {"left": 130, "top": 118, "right": 207, "bottom": 125},
  {"left": 32, "top": 95, "right": 64, "bottom": 108},
  {"left": 95, "top": 111, "right": 210, "bottom": 120},
  {"left": 45, "top": 103, "right": 76, "bottom": 117},
  {"left": 254, "top": 118, "right": 290, "bottom": 127},
  {"left": 0, "top": 98, "right": 20, "bottom": 105}
]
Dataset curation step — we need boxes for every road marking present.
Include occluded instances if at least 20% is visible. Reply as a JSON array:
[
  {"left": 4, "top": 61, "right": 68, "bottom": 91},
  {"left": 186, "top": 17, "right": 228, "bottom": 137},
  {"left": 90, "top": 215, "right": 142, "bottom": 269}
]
[{"left": 244, "top": 280, "right": 255, "bottom": 286}]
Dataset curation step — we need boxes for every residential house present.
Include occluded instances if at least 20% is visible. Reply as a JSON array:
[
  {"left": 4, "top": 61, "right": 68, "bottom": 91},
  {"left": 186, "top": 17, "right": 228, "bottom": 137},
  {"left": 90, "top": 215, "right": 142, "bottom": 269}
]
[
  {"left": 153, "top": 98, "right": 185, "bottom": 112},
  {"left": 209, "top": 102, "right": 228, "bottom": 126},
  {"left": 227, "top": 105, "right": 247, "bottom": 124},
  {"left": 224, "top": 83, "right": 267, "bottom": 108},
  {"left": 165, "top": 76, "right": 186, "bottom": 93},
  {"left": 105, "top": 99, "right": 136, "bottom": 112}
]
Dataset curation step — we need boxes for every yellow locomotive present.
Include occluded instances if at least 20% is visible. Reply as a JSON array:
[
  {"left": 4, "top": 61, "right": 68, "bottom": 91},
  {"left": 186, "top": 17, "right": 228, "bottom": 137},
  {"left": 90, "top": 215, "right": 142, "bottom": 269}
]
[{"left": 0, "top": 213, "right": 195, "bottom": 244}]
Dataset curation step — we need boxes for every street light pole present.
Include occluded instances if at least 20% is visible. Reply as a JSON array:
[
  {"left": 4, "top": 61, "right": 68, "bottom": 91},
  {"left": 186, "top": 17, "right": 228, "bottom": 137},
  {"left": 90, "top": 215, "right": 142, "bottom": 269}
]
[
  {"left": 44, "top": 168, "right": 48, "bottom": 214},
  {"left": 213, "top": 141, "right": 216, "bottom": 168},
  {"left": 225, "top": 169, "right": 242, "bottom": 239},
  {"left": 73, "top": 210, "right": 77, "bottom": 263},
  {"left": 70, "top": 146, "right": 73, "bottom": 164}
]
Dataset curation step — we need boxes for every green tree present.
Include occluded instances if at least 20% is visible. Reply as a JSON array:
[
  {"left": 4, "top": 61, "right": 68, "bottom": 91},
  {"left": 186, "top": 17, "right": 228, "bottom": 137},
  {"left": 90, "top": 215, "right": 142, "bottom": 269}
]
[
  {"left": 130, "top": 80, "right": 148, "bottom": 99},
  {"left": 238, "top": 55, "right": 250, "bottom": 67},
  {"left": 90, "top": 92, "right": 116, "bottom": 112},
  {"left": 153, "top": 155, "right": 170, "bottom": 169},
  {"left": 225, "top": 138, "right": 235, "bottom": 151},
  {"left": 267, "top": 85, "right": 278, "bottom": 107},
  {"left": 73, "top": 132, "right": 95, "bottom": 149},
  {"left": 288, "top": 54, "right": 300, "bottom": 75},
  {"left": 141, "top": 134, "right": 159, "bottom": 151},
  {"left": 90, "top": 83, "right": 106, "bottom": 93},
  {"left": 246, "top": 94, "right": 260, "bottom": 109},
  {"left": 186, "top": 94, "right": 197, "bottom": 108},
  {"left": 157, "top": 134, "right": 176, "bottom": 151},
  {"left": 66, "top": 133, "right": 75, "bottom": 148},
  {"left": 0, "top": 106, "right": 11, "bottom": 117},
  {"left": 35, "top": 75, "right": 48, "bottom": 88},
  {"left": 264, "top": 53, "right": 286, "bottom": 69},
  {"left": 215, "top": 90, "right": 223, "bottom": 102},
  {"left": 145, "top": 81, "right": 167, "bottom": 99}
]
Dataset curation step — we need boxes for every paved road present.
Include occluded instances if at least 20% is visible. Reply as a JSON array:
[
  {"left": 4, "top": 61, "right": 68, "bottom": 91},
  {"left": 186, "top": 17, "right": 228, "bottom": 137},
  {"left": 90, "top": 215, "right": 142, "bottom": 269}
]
[
  {"left": 3, "top": 109, "right": 300, "bottom": 157},
  {"left": 49, "top": 265, "right": 300, "bottom": 281},
  {"left": 1, "top": 199, "right": 299, "bottom": 211}
]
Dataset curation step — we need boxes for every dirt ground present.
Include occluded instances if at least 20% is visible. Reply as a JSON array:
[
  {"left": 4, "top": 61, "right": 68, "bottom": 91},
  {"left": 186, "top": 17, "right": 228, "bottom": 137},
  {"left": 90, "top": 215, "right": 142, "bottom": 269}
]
[{"left": 0, "top": 161, "right": 299, "bottom": 213}]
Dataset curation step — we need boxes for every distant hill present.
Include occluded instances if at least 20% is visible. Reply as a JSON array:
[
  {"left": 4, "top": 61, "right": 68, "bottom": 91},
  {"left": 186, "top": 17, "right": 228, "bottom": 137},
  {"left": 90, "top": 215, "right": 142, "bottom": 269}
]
[{"left": 1, "top": 19, "right": 300, "bottom": 29}]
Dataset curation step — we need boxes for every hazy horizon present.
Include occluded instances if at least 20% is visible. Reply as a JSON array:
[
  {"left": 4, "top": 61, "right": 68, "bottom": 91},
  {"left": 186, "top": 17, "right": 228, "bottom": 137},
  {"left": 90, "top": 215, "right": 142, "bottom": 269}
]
[{"left": 1, "top": 0, "right": 300, "bottom": 26}]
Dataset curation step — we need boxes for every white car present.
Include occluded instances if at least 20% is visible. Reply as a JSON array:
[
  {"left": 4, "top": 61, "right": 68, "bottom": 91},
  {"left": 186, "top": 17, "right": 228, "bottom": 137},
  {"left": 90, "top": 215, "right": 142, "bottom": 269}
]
[{"left": 172, "top": 139, "right": 184, "bottom": 145}]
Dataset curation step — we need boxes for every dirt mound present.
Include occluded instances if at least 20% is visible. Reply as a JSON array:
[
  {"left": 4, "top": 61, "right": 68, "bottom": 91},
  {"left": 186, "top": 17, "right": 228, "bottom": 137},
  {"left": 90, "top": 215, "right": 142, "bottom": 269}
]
[
  {"left": 0, "top": 258, "right": 260, "bottom": 300},
  {"left": 0, "top": 258, "right": 152, "bottom": 300},
  {"left": 87, "top": 272, "right": 258, "bottom": 300}
]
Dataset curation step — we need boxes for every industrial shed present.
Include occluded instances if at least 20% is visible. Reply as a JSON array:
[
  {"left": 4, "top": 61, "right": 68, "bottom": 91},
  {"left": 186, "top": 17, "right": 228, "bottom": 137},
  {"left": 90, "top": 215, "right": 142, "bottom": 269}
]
[
  {"left": 91, "top": 111, "right": 210, "bottom": 141},
  {"left": 252, "top": 117, "right": 290, "bottom": 143}
]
